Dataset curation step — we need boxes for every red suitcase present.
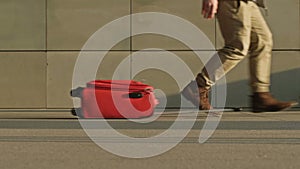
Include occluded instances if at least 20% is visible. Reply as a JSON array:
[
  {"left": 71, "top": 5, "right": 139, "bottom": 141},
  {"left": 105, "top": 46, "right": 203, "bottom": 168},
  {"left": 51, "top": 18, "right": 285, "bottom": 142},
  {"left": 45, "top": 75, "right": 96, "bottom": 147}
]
[{"left": 71, "top": 80, "right": 158, "bottom": 118}]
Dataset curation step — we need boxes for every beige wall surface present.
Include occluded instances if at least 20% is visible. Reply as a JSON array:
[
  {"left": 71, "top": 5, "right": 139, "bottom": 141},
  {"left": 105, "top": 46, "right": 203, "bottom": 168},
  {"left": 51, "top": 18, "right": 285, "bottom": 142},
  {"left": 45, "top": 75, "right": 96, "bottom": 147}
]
[
  {"left": 0, "top": 0, "right": 45, "bottom": 50},
  {"left": 0, "top": 0, "right": 299, "bottom": 109}
]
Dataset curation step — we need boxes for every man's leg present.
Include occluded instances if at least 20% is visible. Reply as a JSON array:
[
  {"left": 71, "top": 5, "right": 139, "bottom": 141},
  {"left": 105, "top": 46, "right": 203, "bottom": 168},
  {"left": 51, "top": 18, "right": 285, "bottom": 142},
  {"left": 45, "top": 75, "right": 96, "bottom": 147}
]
[
  {"left": 248, "top": 1, "right": 272, "bottom": 93},
  {"left": 248, "top": 1, "right": 297, "bottom": 112},
  {"left": 197, "top": 0, "right": 252, "bottom": 89},
  {"left": 183, "top": 1, "right": 252, "bottom": 109}
]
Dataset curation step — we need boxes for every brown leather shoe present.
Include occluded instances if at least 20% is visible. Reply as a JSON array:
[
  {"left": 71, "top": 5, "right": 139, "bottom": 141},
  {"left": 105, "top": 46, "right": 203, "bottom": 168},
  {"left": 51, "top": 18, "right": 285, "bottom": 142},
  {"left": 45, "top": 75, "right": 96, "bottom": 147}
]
[
  {"left": 181, "top": 81, "right": 213, "bottom": 110},
  {"left": 252, "top": 92, "right": 298, "bottom": 113}
]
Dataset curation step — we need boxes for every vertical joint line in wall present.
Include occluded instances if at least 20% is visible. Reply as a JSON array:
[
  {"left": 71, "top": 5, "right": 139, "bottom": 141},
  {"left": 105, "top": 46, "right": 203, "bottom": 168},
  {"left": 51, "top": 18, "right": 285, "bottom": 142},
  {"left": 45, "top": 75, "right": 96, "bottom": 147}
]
[
  {"left": 45, "top": 0, "right": 48, "bottom": 108},
  {"left": 130, "top": 0, "right": 133, "bottom": 79},
  {"left": 214, "top": 18, "right": 217, "bottom": 50},
  {"left": 130, "top": 0, "right": 133, "bottom": 51},
  {"left": 45, "top": 0, "right": 48, "bottom": 50},
  {"left": 214, "top": 18, "right": 218, "bottom": 106}
]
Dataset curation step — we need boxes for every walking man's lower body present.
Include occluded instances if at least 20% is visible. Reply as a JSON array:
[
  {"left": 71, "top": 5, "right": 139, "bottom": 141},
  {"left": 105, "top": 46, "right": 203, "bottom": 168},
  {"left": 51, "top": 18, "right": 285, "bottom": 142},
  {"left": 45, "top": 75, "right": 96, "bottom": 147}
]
[{"left": 182, "top": 0, "right": 298, "bottom": 112}]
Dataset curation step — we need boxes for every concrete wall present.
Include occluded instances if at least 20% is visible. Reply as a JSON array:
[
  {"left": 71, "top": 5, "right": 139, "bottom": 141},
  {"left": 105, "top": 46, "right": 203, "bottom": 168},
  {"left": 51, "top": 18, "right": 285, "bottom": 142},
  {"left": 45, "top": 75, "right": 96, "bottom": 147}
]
[{"left": 0, "top": 0, "right": 299, "bottom": 109}]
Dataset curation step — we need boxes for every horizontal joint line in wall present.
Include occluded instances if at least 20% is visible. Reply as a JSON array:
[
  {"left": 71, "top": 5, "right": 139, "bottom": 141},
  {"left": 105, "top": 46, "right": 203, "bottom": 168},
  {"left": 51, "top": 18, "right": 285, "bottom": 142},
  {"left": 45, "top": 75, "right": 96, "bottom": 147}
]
[
  {"left": 0, "top": 49, "right": 299, "bottom": 53},
  {"left": 272, "top": 49, "right": 300, "bottom": 51},
  {"left": 0, "top": 49, "right": 218, "bottom": 52},
  {"left": 0, "top": 109, "right": 72, "bottom": 112}
]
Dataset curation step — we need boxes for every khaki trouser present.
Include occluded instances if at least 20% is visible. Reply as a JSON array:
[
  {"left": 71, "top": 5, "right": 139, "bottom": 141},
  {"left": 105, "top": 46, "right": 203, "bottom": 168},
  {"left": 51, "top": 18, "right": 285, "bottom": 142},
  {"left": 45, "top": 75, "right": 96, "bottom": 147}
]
[{"left": 196, "top": 0, "right": 272, "bottom": 92}]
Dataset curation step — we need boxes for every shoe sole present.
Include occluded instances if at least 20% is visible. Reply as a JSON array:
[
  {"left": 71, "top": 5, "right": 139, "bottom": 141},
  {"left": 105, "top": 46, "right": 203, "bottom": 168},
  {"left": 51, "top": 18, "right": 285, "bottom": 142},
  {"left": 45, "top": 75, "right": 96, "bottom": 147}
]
[{"left": 252, "top": 102, "right": 299, "bottom": 113}]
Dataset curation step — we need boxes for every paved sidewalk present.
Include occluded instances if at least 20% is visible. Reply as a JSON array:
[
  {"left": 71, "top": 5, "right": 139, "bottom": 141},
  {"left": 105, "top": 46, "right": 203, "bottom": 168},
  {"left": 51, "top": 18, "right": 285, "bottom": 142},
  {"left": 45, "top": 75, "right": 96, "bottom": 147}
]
[{"left": 0, "top": 110, "right": 299, "bottom": 169}]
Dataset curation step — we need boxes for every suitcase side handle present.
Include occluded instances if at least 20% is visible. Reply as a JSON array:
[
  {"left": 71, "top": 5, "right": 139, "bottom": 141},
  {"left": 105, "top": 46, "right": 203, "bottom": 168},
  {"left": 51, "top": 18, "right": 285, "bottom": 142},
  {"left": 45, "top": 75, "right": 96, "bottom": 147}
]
[
  {"left": 128, "top": 87, "right": 153, "bottom": 98},
  {"left": 128, "top": 92, "right": 143, "bottom": 98}
]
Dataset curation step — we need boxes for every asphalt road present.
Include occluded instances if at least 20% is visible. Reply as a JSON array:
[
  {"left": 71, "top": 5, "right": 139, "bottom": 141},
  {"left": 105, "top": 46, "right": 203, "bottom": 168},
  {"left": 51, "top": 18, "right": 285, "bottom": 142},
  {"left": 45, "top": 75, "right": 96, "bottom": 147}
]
[{"left": 0, "top": 110, "right": 299, "bottom": 169}]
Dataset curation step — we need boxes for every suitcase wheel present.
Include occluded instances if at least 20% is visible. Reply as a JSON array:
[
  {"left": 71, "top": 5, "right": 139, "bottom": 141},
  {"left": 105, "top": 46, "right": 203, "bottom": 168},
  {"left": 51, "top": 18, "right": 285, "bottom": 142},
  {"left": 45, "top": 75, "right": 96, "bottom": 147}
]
[{"left": 71, "top": 108, "right": 83, "bottom": 118}]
